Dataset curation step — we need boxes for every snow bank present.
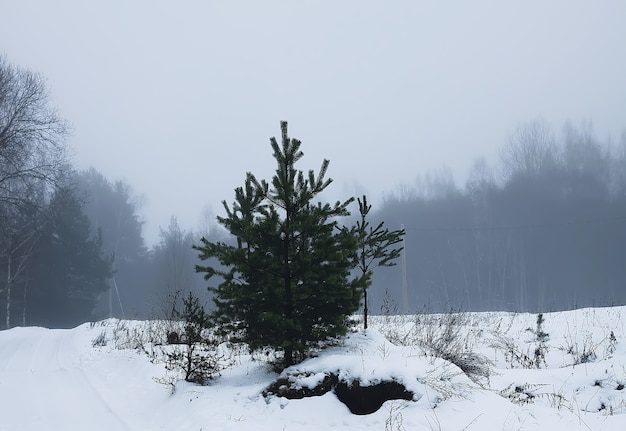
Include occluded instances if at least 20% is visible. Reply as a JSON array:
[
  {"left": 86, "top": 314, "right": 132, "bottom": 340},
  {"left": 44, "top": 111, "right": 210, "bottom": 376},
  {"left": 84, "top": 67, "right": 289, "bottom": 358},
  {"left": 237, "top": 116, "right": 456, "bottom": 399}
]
[{"left": 1, "top": 307, "right": 625, "bottom": 430}]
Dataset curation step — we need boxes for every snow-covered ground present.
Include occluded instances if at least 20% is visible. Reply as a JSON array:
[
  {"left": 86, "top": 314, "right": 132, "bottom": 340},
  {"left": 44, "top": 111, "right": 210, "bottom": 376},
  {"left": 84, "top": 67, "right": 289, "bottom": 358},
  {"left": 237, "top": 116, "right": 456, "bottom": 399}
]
[{"left": 1, "top": 307, "right": 625, "bottom": 430}]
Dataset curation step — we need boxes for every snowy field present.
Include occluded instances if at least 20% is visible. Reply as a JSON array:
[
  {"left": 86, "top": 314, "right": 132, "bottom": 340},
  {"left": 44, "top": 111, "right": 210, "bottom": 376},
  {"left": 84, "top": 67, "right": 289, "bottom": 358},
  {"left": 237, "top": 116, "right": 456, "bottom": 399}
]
[{"left": 1, "top": 307, "right": 625, "bottom": 430}]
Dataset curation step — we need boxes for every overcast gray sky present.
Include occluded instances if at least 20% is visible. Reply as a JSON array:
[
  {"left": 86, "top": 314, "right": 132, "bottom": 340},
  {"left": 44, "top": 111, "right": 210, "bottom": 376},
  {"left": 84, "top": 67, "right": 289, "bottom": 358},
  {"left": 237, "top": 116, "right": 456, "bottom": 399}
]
[{"left": 2, "top": 1, "right": 625, "bottom": 245}]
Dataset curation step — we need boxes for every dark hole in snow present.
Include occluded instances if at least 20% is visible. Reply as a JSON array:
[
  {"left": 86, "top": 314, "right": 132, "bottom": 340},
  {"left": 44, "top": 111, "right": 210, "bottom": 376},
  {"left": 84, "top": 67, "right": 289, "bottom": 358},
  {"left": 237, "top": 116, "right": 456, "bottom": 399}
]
[
  {"left": 334, "top": 380, "right": 414, "bottom": 415},
  {"left": 264, "top": 373, "right": 414, "bottom": 415}
]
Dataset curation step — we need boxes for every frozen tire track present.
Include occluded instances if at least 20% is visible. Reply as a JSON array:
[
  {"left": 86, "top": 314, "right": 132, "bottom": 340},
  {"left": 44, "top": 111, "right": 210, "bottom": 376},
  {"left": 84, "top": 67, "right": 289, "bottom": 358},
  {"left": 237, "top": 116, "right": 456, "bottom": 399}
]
[{"left": 0, "top": 327, "right": 131, "bottom": 431}]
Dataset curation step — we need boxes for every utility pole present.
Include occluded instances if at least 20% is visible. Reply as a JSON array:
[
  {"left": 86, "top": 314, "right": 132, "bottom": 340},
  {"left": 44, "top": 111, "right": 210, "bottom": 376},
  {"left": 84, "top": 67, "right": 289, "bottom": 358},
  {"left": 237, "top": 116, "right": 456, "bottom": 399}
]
[{"left": 401, "top": 224, "right": 408, "bottom": 314}]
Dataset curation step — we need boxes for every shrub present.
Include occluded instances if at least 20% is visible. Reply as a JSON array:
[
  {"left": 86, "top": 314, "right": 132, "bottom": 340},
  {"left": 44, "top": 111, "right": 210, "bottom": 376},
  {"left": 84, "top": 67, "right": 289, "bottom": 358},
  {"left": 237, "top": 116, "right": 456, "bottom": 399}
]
[
  {"left": 411, "top": 311, "right": 491, "bottom": 385},
  {"left": 163, "top": 292, "right": 226, "bottom": 385}
]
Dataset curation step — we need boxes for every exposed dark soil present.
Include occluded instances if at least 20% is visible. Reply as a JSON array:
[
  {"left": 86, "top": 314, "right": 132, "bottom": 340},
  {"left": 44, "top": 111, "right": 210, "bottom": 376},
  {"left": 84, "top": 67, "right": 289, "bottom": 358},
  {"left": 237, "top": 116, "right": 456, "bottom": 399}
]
[{"left": 264, "top": 372, "right": 414, "bottom": 415}]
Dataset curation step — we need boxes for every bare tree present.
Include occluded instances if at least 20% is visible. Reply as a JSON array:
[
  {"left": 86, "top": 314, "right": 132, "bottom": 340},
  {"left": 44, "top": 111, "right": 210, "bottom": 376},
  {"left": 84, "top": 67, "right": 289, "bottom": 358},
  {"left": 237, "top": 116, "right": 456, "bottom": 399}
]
[
  {"left": 498, "top": 118, "right": 557, "bottom": 181},
  {"left": 152, "top": 216, "right": 196, "bottom": 305},
  {"left": 0, "top": 55, "right": 70, "bottom": 328}
]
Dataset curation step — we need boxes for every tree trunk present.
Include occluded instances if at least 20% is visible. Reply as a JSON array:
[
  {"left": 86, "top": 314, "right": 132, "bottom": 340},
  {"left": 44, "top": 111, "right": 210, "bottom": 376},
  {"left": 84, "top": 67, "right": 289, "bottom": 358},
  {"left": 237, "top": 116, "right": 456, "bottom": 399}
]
[
  {"left": 283, "top": 346, "right": 294, "bottom": 368},
  {"left": 363, "top": 288, "right": 368, "bottom": 330},
  {"left": 6, "top": 253, "right": 11, "bottom": 329}
]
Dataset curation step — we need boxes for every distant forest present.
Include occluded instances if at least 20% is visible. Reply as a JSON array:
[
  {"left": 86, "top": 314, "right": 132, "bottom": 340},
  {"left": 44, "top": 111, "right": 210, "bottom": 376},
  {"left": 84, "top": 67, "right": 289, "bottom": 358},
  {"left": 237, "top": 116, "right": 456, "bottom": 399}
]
[
  {"left": 369, "top": 119, "right": 626, "bottom": 313},
  {"left": 3, "top": 57, "right": 626, "bottom": 328}
]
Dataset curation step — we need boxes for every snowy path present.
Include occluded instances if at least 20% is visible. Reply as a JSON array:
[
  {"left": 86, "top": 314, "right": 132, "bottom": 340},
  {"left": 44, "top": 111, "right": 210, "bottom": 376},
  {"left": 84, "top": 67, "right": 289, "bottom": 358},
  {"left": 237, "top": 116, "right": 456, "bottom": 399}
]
[{"left": 0, "top": 327, "right": 134, "bottom": 431}]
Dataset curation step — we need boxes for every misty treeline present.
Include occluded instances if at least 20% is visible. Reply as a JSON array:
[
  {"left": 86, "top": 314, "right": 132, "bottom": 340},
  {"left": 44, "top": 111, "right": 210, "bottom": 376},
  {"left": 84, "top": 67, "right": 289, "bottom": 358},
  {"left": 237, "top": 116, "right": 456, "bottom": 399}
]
[
  {"left": 3, "top": 54, "right": 626, "bottom": 329},
  {"left": 371, "top": 119, "right": 626, "bottom": 313},
  {"left": 0, "top": 55, "right": 213, "bottom": 328},
  {"left": 2, "top": 162, "right": 217, "bottom": 328}
]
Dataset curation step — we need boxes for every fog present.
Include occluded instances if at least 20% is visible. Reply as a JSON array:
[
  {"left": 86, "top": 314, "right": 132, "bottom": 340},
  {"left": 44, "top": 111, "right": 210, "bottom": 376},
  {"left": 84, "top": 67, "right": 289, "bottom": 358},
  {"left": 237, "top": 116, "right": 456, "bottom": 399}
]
[
  {"left": 3, "top": 2, "right": 626, "bottom": 327},
  {"left": 2, "top": 1, "right": 625, "bottom": 245}
]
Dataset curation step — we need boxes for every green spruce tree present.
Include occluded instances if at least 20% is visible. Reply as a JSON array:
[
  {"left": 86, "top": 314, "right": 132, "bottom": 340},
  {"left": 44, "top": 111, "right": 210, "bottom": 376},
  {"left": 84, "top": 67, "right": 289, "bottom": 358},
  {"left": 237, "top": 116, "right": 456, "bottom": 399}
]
[{"left": 195, "top": 121, "right": 361, "bottom": 368}]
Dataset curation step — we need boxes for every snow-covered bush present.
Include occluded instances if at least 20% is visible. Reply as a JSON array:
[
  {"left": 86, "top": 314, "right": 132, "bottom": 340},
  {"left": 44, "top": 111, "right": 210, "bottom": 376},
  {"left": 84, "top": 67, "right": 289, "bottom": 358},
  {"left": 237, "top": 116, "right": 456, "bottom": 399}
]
[{"left": 161, "top": 291, "right": 224, "bottom": 385}]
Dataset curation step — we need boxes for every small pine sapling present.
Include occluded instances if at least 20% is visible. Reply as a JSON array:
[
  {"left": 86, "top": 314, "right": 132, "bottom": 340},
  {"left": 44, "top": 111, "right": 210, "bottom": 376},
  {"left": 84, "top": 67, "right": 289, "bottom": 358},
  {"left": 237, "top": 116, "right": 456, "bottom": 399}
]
[
  {"left": 352, "top": 195, "right": 404, "bottom": 330},
  {"left": 533, "top": 313, "right": 549, "bottom": 368},
  {"left": 164, "top": 292, "right": 223, "bottom": 385},
  {"left": 535, "top": 313, "right": 549, "bottom": 342}
]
